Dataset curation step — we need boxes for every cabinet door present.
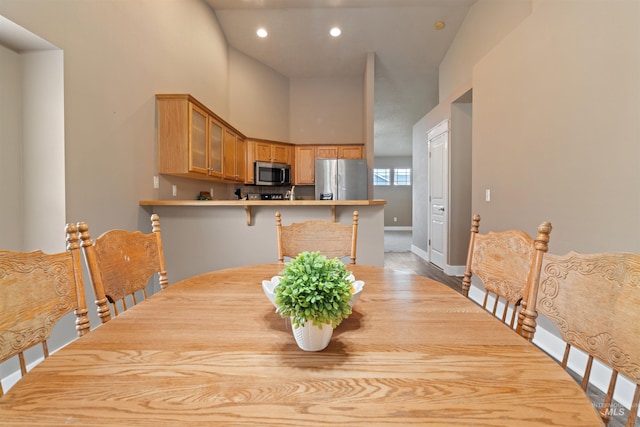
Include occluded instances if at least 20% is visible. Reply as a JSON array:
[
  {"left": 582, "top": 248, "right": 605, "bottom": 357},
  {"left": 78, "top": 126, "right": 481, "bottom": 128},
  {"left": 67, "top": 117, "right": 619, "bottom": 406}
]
[
  {"left": 245, "top": 140, "right": 256, "bottom": 184},
  {"left": 255, "top": 142, "right": 273, "bottom": 162},
  {"left": 295, "top": 146, "right": 316, "bottom": 185},
  {"left": 339, "top": 145, "right": 364, "bottom": 159},
  {"left": 223, "top": 128, "right": 237, "bottom": 180},
  {"left": 208, "top": 117, "right": 223, "bottom": 178},
  {"left": 188, "top": 103, "right": 208, "bottom": 174},
  {"left": 316, "top": 146, "right": 339, "bottom": 159},
  {"left": 236, "top": 137, "right": 246, "bottom": 182},
  {"left": 272, "top": 144, "right": 290, "bottom": 164}
]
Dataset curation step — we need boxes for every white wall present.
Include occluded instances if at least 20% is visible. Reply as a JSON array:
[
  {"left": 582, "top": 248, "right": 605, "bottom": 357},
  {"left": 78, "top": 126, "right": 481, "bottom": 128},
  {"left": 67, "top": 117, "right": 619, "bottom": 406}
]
[
  {"left": 290, "top": 77, "right": 363, "bottom": 144},
  {"left": 0, "top": 44, "right": 22, "bottom": 250}
]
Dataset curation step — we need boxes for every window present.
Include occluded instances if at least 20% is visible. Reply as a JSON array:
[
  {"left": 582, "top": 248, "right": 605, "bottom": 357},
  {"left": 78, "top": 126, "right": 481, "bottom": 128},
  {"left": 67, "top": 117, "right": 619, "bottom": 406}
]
[
  {"left": 373, "top": 168, "right": 390, "bottom": 186},
  {"left": 394, "top": 168, "right": 411, "bottom": 186}
]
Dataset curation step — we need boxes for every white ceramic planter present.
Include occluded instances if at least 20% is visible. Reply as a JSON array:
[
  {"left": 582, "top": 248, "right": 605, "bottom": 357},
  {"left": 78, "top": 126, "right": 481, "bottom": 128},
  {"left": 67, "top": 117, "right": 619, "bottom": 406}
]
[{"left": 292, "top": 320, "right": 333, "bottom": 351}]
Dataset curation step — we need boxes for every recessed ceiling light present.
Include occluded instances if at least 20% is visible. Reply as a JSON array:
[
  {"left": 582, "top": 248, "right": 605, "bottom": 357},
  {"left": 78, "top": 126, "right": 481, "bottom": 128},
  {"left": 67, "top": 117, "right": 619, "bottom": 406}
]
[
  {"left": 330, "top": 27, "right": 341, "bottom": 37},
  {"left": 434, "top": 21, "right": 445, "bottom": 31},
  {"left": 257, "top": 28, "right": 268, "bottom": 38}
]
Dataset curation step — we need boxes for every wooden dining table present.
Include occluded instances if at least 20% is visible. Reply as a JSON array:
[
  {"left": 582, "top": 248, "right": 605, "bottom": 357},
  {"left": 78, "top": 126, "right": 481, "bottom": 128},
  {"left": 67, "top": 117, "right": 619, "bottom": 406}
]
[{"left": 0, "top": 263, "right": 603, "bottom": 426}]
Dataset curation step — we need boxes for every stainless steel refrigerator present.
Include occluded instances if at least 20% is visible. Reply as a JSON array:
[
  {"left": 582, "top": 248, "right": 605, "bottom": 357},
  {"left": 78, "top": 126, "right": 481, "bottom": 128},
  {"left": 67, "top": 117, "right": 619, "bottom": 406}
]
[{"left": 315, "top": 159, "right": 368, "bottom": 200}]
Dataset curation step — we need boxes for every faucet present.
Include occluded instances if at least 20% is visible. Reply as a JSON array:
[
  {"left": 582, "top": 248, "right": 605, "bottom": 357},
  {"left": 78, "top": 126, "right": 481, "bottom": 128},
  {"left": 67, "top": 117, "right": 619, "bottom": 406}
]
[{"left": 286, "top": 186, "right": 295, "bottom": 201}]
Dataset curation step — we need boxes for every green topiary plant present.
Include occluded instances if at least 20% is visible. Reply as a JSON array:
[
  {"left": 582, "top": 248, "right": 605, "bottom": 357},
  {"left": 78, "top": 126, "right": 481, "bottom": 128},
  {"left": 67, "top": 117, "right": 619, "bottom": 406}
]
[{"left": 275, "top": 251, "right": 353, "bottom": 329}]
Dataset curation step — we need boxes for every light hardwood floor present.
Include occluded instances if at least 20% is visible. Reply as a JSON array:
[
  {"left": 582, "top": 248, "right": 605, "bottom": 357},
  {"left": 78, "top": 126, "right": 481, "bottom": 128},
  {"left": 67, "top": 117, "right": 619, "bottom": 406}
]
[
  {"left": 383, "top": 230, "right": 463, "bottom": 292},
  {"left": 383, "top": 251, "right": 463, "bottom": 293}
]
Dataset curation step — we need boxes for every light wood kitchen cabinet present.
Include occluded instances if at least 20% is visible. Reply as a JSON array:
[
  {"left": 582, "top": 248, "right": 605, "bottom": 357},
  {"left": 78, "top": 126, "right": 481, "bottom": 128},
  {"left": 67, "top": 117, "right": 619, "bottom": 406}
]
[
  {"left": 315, "top": 146, "right": 339, "bottom": 159},
  {"left": 157, "top": 94, "right": 364, "bottom": 188},
  {"left": 254, "top": 140, "right": 292, "bottom": 164},
  {"left": 246, "top": 139, "right": 294, "bottom": 184},
  {"left": 315, "top": 145, "right": 364, "bottom": 160},
  {"left": 208, "top": 116, "right": 224, "bottom": 178},
  {"left": 157, "top": 96, "right": 209, "bottom": 178},
  {"left": 339, "top": 145, "right": 364, "bottom": 159},
  {"left": 294, "top": 144, "right": 365, "bottom": 185},
  {"left": 157, "top": 94, "right": 234, "bottom": 181},
  {"left": 223, "top": 128, "right": 245, "bottom": 182},
  {"left": 294, "top": 146, "right": 316, "bottom": 185}
]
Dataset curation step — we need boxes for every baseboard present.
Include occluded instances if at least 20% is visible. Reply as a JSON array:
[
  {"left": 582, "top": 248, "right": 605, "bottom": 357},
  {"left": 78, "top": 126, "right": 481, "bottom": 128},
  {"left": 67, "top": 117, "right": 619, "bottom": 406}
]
[
  {"left": 384, "top": 226, "right": 412, "bottom": 231},
  {"left": 445, "top": 264, "right": 466, "bottom": 277},
  {"left": 411, "top": 245, "right": 428, "bottom": 261},
  {"left": 409, "top": 247, "right": 465, "bottom": 277}
]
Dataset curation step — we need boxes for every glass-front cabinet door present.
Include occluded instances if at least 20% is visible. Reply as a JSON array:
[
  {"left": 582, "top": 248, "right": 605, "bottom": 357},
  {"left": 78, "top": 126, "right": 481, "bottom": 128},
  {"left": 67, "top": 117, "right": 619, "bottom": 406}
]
[
  {"left": 208, "top": 117, "right": 223, "bottom": 178},
  {"left": 188, "top": 103, "right": 208, "bottom": 174}
]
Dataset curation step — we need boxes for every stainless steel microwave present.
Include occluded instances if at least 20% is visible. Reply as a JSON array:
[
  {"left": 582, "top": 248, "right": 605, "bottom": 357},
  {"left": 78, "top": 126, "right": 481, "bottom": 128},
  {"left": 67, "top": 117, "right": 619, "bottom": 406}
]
[{"left": 254, "top": 161, "right": 291, "bottom": 186}]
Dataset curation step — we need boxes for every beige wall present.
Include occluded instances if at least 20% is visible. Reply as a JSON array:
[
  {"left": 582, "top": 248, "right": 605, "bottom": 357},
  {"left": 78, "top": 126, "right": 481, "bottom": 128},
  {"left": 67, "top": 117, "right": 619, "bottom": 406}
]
[
  {"left": 0, "top": 0, "right": 231, "bottom": 235},
  {"left": 373, "top": 156, "right": 412, "bottom": 227},
  {"left": 416, "top": 0, "right": 640, "bottom": 264},
  {"left": 0, "top": 44, "right": 21, "bottom": 250},
  {"left": 229, "top": 47, "right": 290, "bottom": 141},
  {"left": 363, "top": 52, "right": 375, "bottom": 195},
  {"left": 438, "top": 0, "right": 532, "bottom": 102},
  {"left": 449, "top": 100, "right": 472, "bottom": 265},
  {"left": 414, "top": 0, "right": 533, "bottom": 265},
  {"left": 290, "top": 76, "right": 363, "bottom": 144},
  {"left": 412, "top": 0, "right": 640, "bottom": 405},
  {"left": 146, "top": 204, "right": 385, "bottom": 283},
  {"left": 472, "top": 0, "right": 640, "bottom": 254},
  {"left": 21, "top": 50, "right": 66, "bottom": 253}
]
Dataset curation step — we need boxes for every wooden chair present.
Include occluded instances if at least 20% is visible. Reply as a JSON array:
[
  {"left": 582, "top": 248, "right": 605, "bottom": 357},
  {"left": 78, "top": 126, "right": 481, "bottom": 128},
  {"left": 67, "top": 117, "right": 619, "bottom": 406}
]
[
  {"left": 522, "top": 251, "right": 640, "bottom": 426},
  {"left": 0, "top": 224, "right": 91, "bottom": 397},
  {"left": 276, "top": 211, "right": 359, "bottom": 264},
  {"left": 461, "top": 214, "right": 552, "bottom": 332},
  {"left": 79, "top": 214, "right": 168, "bottom": 324}
]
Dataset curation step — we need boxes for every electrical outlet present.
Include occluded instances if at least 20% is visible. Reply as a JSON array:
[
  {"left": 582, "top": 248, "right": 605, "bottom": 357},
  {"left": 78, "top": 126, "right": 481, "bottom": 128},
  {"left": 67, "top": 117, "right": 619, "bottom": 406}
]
[
  {"left": 393, "top": 217, "right": 398, "bottom": 222},
  {"left": 153, "top": 176, "right": 159, "bottom": 189},
  {"left": 485, "top": 189, "right": 491, "bottom": 202},
  {"left": 172, "top": 185, "right": 177, "bottom": 197}
]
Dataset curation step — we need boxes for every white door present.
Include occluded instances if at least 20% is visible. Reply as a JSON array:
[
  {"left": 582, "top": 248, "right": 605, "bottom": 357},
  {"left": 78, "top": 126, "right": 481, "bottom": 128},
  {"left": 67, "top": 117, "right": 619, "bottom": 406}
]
[{"left": 427, "top": 120, "right": 449, "bottom": 270}]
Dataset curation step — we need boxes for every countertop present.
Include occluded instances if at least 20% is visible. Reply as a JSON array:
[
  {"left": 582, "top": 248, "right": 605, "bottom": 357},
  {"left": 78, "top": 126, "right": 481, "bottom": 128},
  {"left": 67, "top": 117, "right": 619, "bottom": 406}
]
[
  {"left": 139, "top": 199, "right": 386, "bottom": 224},
  {"left": 139, "top": 199, "right": 386, "bottom": 206}
]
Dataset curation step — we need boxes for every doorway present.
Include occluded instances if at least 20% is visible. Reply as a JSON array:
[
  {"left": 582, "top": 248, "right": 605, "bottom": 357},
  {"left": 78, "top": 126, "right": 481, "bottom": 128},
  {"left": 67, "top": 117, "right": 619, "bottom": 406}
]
[
  {"left": 424, "top": 89, "right": 472, "bottom": 276},
  {"left": 427, "top": 120, "right": 449, "bottom": 270}
]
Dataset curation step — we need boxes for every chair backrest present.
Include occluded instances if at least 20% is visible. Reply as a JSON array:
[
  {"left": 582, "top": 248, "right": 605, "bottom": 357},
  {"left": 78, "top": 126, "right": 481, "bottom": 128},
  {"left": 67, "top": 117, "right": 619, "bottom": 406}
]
[
  {"left": 461, "top": 214, "right": 552, "bottom": 332},
  {"left": 0, "top": 224, "right": 90, "bottom": 397},
  {"left": 525, "top": 250, "right": 640, "bottom": 426},
  {"left": 276, "top": 211, "right": 359, "bottom": 264},
  {"left": 79, "top": 214, "right": 168, "bottom": 324}
]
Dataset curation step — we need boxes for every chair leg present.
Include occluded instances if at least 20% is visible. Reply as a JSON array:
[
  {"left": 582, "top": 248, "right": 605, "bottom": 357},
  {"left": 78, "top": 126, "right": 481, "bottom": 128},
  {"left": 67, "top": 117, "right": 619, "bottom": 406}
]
[
  {"left": 624, "top": 383, "right": 639, "bottom": 427},
  {"left": 561, "top": 343, "right": 571, "bottom": 369},
  {"left": 600, "top": 370, "right": 618, "bottom": 425},
  {"left": 581, "top": 356, "right": 594, "bottom": 391}
]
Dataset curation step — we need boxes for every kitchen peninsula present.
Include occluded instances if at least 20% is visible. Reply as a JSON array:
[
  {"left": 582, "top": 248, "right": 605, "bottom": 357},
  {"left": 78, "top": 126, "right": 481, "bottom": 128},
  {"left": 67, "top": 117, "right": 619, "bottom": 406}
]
[{"left": 139, "top": 199, "right": 386, "bottom": 284}]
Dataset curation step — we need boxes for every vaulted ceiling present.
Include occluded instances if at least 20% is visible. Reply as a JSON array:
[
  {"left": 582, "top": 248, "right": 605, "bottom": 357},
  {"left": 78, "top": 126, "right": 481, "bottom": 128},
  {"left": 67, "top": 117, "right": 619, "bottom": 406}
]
[{"left": 205, "top": 0, "right": 477, "bottom": 157}]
